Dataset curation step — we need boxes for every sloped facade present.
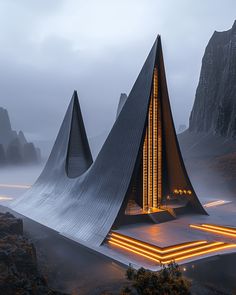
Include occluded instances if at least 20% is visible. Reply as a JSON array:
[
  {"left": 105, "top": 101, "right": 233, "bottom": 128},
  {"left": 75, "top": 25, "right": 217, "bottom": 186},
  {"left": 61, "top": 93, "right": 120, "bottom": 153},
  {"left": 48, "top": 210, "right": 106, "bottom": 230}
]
[{"left": 11, "top": 36, "right": 206, "bottom": 247}]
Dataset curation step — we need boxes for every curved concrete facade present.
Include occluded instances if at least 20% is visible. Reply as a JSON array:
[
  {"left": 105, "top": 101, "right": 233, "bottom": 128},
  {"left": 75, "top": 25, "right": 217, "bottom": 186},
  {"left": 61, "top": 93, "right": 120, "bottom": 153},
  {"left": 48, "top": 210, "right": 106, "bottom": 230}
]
[{"left": 11, "top": 36, "right": 206, "bottom": 247}]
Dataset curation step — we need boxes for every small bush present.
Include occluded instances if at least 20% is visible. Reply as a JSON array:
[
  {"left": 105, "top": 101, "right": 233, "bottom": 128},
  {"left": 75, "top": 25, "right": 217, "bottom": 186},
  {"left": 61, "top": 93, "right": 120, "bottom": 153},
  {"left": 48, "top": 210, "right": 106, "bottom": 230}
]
[{"left": 125, "top": 262, "right": 191, "bottom": 295}]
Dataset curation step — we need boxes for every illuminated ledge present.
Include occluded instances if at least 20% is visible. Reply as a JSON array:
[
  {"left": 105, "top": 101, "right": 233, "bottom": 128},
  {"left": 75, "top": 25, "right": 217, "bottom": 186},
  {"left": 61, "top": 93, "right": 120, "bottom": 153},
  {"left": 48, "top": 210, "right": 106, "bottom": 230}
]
[
  {"left": 106, "top": 232, "right": 236, "bottom": 265},
  {"left": 190, "top": 224, "right": 236, "bottom": 238}
]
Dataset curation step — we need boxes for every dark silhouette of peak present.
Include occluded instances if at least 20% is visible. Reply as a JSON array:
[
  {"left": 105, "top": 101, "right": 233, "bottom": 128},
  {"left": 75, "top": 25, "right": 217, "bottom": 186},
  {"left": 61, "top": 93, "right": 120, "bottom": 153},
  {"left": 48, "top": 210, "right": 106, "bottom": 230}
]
[
  {"left": 0, "top": 107, "right": 41, "bottom": 167},
  {"left": 179, "top": 21, "right": 236, "bottom": 199},
  {"left": 0, "top": 107, "right": 11, "bottom": 133},
  {"left": 6, "top": 138, "right": 23, "bottom": 165},
  {"left": 18, "top": 130, "right": 27, "bottom": 145},
  {"left": 232, "top": 19, "right": 236, "bottom": 32},
  {"left": 116, "top": 93, "right": 128, "bottom": 118},
  {"left": 189, "top": 20, "right": 236, "bottom": 137},
  {"left": 0, "top": 107, "right": 14, "bottom": 145},
  {"left": 0, "top": 144, "right": 6, "bottom": 165},
  {"left": 23, "top": 142, "right": 38, "bottom": 163}
]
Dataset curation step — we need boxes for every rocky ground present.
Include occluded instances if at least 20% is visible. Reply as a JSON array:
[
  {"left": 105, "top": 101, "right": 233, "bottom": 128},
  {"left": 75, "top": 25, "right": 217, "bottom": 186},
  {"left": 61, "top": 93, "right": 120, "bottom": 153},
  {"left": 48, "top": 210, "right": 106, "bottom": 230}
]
[
  {"left": 0, "top": 211, "right": 67, "bottom": 295},
  {"left": 0, "top": 208, "right": 234, "bottom": 294}
]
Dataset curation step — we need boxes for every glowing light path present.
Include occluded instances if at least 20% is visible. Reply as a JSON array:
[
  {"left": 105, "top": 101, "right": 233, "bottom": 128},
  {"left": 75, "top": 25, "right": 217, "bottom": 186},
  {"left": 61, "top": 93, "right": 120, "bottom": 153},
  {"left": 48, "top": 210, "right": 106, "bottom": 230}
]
[
  {"left": 0, "top": 184, "right": 31, "bottom": 189},
  {"left": 190, "top": 224, "right": 236, "bottom": 238},
  {"left": 107, "top": 232, "right": 236, "bottom": 265}
]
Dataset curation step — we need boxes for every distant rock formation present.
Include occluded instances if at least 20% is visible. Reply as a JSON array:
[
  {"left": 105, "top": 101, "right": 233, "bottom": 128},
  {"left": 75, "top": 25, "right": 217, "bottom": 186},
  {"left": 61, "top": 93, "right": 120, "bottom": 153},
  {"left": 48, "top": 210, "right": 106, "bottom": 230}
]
[
  {"left": 0, "top": 107, "right": 41, "bottom": 166},
  {"left": 178, "top": 124, "right": 187, "bottom": 134},
  {"left": 178, "top": 21, "right": 236, "bottom": 198},
  {"left": 116, "top": 93, "right": 128, "bottom": 118},
  {"left": 189, "top": 20, "right": 236, "bottom": 137}
]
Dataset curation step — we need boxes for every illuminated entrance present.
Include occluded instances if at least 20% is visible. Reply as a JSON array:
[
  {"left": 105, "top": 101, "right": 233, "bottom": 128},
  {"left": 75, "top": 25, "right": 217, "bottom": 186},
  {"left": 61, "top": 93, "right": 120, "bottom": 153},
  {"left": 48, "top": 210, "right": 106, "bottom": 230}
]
[{"left": 122, "top": 36, "right": 206, "bottom": 219}]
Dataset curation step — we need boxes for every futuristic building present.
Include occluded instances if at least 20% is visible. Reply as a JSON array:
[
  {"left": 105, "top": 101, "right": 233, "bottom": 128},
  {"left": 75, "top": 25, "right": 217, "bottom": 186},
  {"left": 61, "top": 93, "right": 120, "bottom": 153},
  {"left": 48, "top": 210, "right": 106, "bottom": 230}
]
[{"left": 11, "top": 36, "right": 206, "bottom": 248}]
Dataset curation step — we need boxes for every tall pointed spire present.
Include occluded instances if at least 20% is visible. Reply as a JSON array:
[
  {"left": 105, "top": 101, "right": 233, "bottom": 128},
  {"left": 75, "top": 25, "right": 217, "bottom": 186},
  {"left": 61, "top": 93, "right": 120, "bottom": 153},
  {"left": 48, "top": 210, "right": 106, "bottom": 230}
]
[
  {"left": 37, "top": 90, "right": 93, "bottom": 181},
  {"left": 116, "top": 35, "right": 206, "bottom": 219},
  {"left": 66, "top": 91, "right": 93, "bottom": 178}
]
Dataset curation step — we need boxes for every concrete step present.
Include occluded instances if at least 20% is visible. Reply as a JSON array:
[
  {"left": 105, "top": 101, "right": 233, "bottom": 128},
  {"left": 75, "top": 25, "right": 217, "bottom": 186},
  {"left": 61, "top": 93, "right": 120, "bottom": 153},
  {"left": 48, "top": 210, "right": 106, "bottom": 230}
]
[{"left": 107, "top": 231, "right": 236, "bottom": 265}]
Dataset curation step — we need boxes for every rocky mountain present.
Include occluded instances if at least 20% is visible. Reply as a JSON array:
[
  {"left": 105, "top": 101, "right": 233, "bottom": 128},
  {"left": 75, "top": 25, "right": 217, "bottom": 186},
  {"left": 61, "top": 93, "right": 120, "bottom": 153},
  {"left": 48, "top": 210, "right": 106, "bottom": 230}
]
[
  {"left": 178, "top": 21, "right": 236, "bottom": 198},
  {"left": 0, "top": 107, "right": 41, "bottom": 166},
  {"left": 189, "top": 20, "right": 236, "bottom": 136},
  {"left": 116, "top": 93, "right": 128, "bottom": 118}
]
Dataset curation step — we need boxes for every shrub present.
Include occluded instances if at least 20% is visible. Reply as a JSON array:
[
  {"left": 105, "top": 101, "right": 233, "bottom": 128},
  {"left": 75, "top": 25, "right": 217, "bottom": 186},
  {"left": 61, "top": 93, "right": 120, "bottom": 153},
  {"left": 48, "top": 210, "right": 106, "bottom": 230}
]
[{"left": 125, "top": 262, "right": 191, "bottom": 295}]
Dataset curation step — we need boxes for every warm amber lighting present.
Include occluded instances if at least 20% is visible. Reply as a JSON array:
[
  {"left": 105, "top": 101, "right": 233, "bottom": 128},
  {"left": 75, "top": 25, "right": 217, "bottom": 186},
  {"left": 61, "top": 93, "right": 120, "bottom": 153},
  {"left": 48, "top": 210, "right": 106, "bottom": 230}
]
[
  {"left": 162, "top": 242, "right": 223, "bottom": 259},
  {"left": 148, "top": 94, "right": 153, "bottom": 208},
  {"left": 111, "top": 233, "right": 207, "bottom": 254},
  {"left": 173, "top": 189, "right": 192, "bottom": 195},
  {"left": 110, "top": 238, "right": 223, "bottom": 262},
  {"left": 109, "top": 240, "right": 160, "bottom": 263},
  {"left": 155, "top": 67, "right": 162, "bottom": 208},
  {"left": 0, "top": 184, "right": 31, "bottom": 189},
  {"left": 143, "top": 130, "right": 148, "bottom": 210},
  {"left": 141, "top": 66, "right": 162, "bottom": 211},
  {"left": 108, "top": 232, "right": 236, "bottom": 265},
  {"left": 190, "top": 224, "right": 236, "bottom": 238},
  {"left": 110, "top": 237, "right": 162, "bottom": 259},
  {"left": 202, "top": 224, "right": 236, "bottom": 234},
  {"left": 153, "top": 77, "right": 158, "bottom": 208},
  {"left": 111, "top": 234, "right": 221, "bottom": 260},
  {"left": 162, "top": 244, "right": 236, "bottom": 264}
]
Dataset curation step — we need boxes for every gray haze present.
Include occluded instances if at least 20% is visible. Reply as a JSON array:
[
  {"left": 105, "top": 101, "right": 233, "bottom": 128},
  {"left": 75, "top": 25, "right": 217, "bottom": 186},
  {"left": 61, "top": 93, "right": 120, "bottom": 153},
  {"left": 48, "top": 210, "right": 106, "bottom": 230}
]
[{"left": 0, "top": 0, "right": 235, "bottom": 157}]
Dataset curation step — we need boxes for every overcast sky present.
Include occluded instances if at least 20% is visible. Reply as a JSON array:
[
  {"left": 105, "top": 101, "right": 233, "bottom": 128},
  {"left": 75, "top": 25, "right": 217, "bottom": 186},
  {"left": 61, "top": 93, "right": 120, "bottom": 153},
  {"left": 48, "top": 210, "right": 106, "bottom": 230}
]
[{"left": 0, "top": 0, "right": 236, "bottom": 155}]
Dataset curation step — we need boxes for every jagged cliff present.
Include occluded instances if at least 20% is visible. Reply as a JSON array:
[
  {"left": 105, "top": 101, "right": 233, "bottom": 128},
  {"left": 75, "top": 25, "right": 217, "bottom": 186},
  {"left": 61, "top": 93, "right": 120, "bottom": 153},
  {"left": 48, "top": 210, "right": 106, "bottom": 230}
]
[
  {"left": 189, "top": 20, "right": 236, "bottom": 137},
  {"left": 178, "top": 21, "right": 236, "bottom": 198},
  {"left": 0, "top": 107, "right": 41, "bottom": 165}
]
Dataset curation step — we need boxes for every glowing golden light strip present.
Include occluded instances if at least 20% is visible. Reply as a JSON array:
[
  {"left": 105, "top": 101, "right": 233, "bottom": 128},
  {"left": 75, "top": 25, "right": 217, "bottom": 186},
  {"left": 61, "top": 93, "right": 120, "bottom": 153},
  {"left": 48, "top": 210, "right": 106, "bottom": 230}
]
[
  {"left": 148, "top": 94, "right": 153, "bottom": 208},
  {"left": 162, "top": 242, "right": 223, "bottom": 259},
  {"left": 163, "top": 244, "right": 236, "bottom": 264},
  {"left": 109, "top": 240, "right": 160, "bottom": 263},
  {"left": 110, "top": 237, "right": 162, "bottom": 259},
  {"left": 155, "top": 67, "right": 162, "bottom": 207},
  {"left": 0, "top": 195, "right": 13, "bottom": 200},
  {"left": 143, "top": 130, "right": 148, "bottom": 210},
  {"left": 153, "top": 69, "right": 158, "bottom": 208},
  {"left": 111, "top": 233, "right": 207, "bottom": 254},
  {"left": 110, "top": 237, "right": 222, "bottom": 260},
  {"left": 204, "top": 200, "right": 226, "bottom": 208},
  {"left": 190, "top": 224, "right": 236, "bottom": 238},
  {"left": 202, "top": 224, "right": 236, "bottom": 235},
  {"left": 109, "top": 238, "right": 234, "bottom": 265},
  {"left": 0, "top": 184, "right": 31, "bottom": 189}
]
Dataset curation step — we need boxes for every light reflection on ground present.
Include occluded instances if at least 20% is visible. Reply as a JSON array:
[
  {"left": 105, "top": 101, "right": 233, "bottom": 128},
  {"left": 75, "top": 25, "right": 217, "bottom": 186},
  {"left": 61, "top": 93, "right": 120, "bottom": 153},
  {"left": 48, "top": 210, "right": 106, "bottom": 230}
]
[
  {"left": 0, "top": 195, "right": 13, "bottom": 201},
  {"left": 0, "top": 184, "right": 31, "bottom": 189},
  {"left": 204, "top": 199, "right": 231, "bottom": 208}
]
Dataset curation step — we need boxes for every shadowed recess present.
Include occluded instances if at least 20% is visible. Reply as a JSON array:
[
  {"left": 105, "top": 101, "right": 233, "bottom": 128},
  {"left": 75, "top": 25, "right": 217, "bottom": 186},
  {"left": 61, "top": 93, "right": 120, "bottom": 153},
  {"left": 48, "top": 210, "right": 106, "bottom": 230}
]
[{"left": 66, "top": 91, "right": 93, "bottom": 178}]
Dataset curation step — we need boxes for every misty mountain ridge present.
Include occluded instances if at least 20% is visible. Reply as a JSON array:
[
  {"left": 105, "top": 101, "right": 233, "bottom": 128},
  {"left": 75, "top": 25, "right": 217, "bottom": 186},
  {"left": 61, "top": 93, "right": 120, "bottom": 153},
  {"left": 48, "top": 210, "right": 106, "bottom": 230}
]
[
  {"left": 189, "top": 20, "right": 236, "bottom": 137},
  {"left": 178, "top": 20, "right": 236, "bottom": 198},
  {"left": 0, "top": 107, "right": 41, "bottom": 166},
  {"left": 179, "top": 20, "right": 236, "bottom": 157}
]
